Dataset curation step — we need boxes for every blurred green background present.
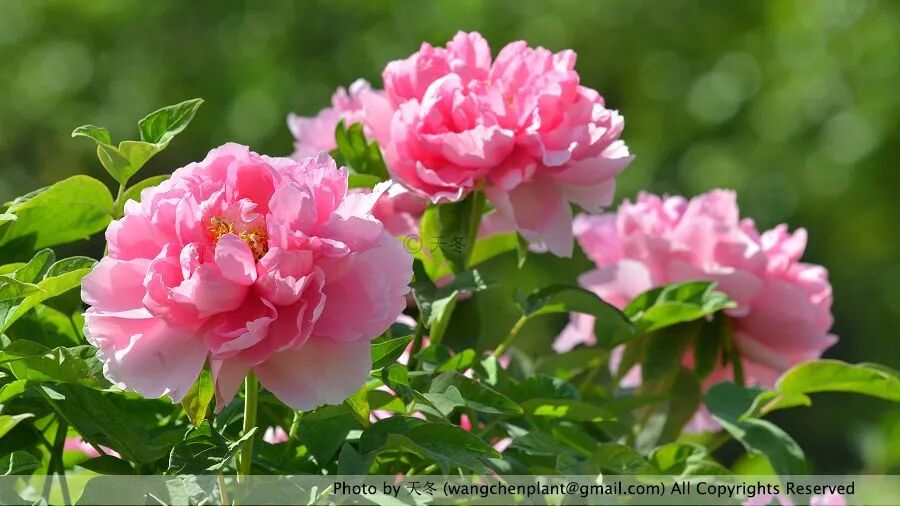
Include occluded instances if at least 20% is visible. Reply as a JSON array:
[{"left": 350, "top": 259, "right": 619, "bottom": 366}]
[{"left": 0, "top": 0, "right": 897, "bottom": 473}]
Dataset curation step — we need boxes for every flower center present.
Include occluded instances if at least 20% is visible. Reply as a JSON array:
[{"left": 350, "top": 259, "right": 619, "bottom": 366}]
[{"left": 209, "top": 216, "right": 269, "bottom": 261}]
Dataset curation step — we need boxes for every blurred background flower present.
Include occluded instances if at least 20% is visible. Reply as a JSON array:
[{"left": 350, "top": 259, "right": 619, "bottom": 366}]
[{"left": 0, "top": 0, "right": 897, "bottom": 473}]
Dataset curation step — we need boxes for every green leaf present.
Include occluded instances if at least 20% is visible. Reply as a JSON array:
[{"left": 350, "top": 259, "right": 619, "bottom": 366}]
[
  {"left": 649, "top": 442, "right": 730, "bottom": 476},
  {"left": 536, "top": 347, "right": 610, "bottom": 381},
  {"left": 347, "top": 173, "right": 383, "bottom": 189},
  {"left": 343, "top": 385, "right": 371, "bottom": 428},
  {"left": 625, "top": 281, "right": 736, "bottom": 336},
  {"left": 0, "top": 414, "right": 33, "bottom": 439},
  {"left": 0, "top": 255, "right": 97, "bottom": 334},
  {"left": 520, "top": 398, "right": 614, "bottom": 422},
  {"left": 410, "top": 261, "right": 490, "bottom": 345},
  {"left": 468, "top": 232, "right": 518, "bottom": 267},
  {"left": 427, "top": 371, "right": 521, "bottom": 415},
  {"left": 0, "top": 451, "right": 40, "bottom": 475},
  {"left": 71, "top": 125, "right": 111, "bottom": 145},
  {"left": 694, "top": 313, "right": 726, "bottom": 380},
  {"left": 114, "top": 141, "right": 162, "bottom": 183},
  {"left": 705, "top": 382, "right": 807, "bottom": 475},
  {"left": 3, "top": 342, "right": 100, "bottom": 386},
  {"left": 296, "top": 405, "right": 362, "bottom": 463},
  {"left": 378, "top": 423, "right": 499, "bottom": 474},
  {"left": 337, "top": 444, "right": 372, "bottom": 475},
  {"left": 747, "top": 360, "right": 900, "bottom": 417},
  {"left": 77, "top": 455, "right": 134, "bottom": 475},
  {"left": 43, "top": 384, "right": 183, "bottom": 464},
  {"left": 167, "top": 421, "right": 255, "bottom": 474},
  {"left": 138, "top": 98, "right": 204, "bottom": 145},
  {"left": 181, "top": 368, "right": 214, "bottom": 427},
  {"left": 435, "top": 191, "right": 484, "bottom": 274},
  {"left": 0, "top": 276, "right": 42, "bottom": 301},
  {"left": 0, "top": 176, "right": 113, "bottom": 251},
  {"left": 0, "top": 380, "right": 27, "bottom": 403},
  {"left": 122, "top": 175, "right": 169, "bottom": 205},
  {"left": 332, "top": 120, "right": 389, "bottom": 180},
  {"left": 370, "top": 332, "right": 414, "bottom": 369}
]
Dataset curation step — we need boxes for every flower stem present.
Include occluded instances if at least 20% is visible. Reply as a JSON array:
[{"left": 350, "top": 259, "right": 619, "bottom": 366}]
[
  {"left": 238, "top": 371, "right": 259, "bottom": 480},
  {"left": 490, "top": 315, "right": 529, "bottom": 359},
  {"left": 280, "top": 411, "right": 302, "bottom": 465},
  {"left": 50, "top": 419, "right": 71, "bottom": 505},
  {"left": 407, "top": 315, "right": 427, "bottom": 370},
  {"left": 464, "top": 190, "right": 486, "bottom": 269},
  {"left": 217, "top": 474, "right": 230, "bottom": 505}
]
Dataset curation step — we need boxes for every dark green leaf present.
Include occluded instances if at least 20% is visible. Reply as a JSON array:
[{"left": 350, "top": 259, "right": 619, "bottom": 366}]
[
  {"left": 427, "top": 371, "right": 521, "bottom": 415},
  {"left": 370, "top": 332, "right": 414, "bottom": 369},
  {"left": 520, "top": 398, "right": 614, "bottom": 422},
  {"left": 0, "top": 414, "right": 33, "bottom": 439},
  {"left": 705, "top": 382, "right": 807, "bottom": 475},
  {"left": 337, "top": 444, "right": 372, "bottom": 475},
  {"left": 296, "top": 405, "right": 361, "bottom": 463},
  {"left": 435, "top": 192, "right": 484, "bottom": 273},
  {"left": 0, "top": 451, "right": 40, "bottom": 475},
  {"left": 379, "top": 423, "right": 499, "bottom": 473},
  {"left": 78, "top": 455, "right": 134, "bottom": 475}
]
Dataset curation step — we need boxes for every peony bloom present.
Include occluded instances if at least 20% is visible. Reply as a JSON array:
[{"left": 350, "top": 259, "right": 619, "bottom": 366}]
[
  {"left": 555, "top": 190, "right": 836, "bottom": 430},
  {"left": 288, "top": 81, "right": 427, "bottom": 238},
  {"left": 287, "top": 79, "right": 375, "bottom": 158},
  {"left": 744, "top": 493, "right": 846, "bottom": 506},
  {"left": 360, "top": 31, "right": 633, "bottom": 256},
  {"left": 82, "top": 144, "right": 413, "bottom": 411}
]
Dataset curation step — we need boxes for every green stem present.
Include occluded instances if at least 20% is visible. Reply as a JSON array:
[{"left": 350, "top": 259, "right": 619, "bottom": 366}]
[
  {"left": 114, "top": 182, "right": 126, "bottom": 218},
  {"left": 407, "top": 315, "right": 427, "bottom": 370},
  {"left": 463, "top": 190, "right": 485, "bottom": 269},
  {"left": 490, "top": 315, "right": 529, "bottom": 359},
  {"left": 280, "top": 411, "right": 302, "bottom": 465},
  {"left": 238, "top": 372, "right": 259, "bottom": 480},
  {"left": 51, "top": 419, "right": 71, "bottom": 506},
  {"left": 217, "top": 474, "right": 231, "bottom": 505}
]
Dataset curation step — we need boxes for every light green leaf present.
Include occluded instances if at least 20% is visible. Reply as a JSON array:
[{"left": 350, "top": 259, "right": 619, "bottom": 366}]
[
  {"left": 138, "top": 98, "right": 204, "bottom": 145},
  {"left": 2, "top": 340, "right": 100, "bottom": 386},
  {"left": 71, "top": 125, "right": 111, "bottom": 145},
  {"left": 0, "top": 176, "right": 113, "bottom": 251},
  {"left": 0, "top": 379, "right": 27, "bottom": 403},
  {"left": 520, "top": 398, "right": 614, "bottom": 422},
  {"left": 344, "top": 384, "right": 371, "bottom": 428},
  {"left": 0, "top": 414, "right": 33, "bottom": 439},
  {"left": 747, "top": 360, "right": 900, "bottom": 417},
  {"left": 181, "top": 368, "right": 214, "bottom": 427},
  {"left": 0, "top": 276, "right": 42, "bottom": 301},
  {"left": 0, "top": 256, "right": 97, "bottom": 334}
]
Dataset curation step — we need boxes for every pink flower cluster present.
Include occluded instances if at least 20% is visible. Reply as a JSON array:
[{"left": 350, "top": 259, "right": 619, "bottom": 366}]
[
  {"left": 555, "top": 190, "right": 836, "bottom": 430},
  {"left": 82, "top": 144, "right": 412, "bottom": 411},
  {"left": 289, "top": 31, "right": 633, "bottom": 256}
]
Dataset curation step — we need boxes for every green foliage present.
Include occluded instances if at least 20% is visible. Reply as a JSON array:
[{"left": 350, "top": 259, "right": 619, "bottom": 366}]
[
  {"left": 73, "top": 99, "right": 203, "bottom": 185},
  {"left": 167, "top": 421, "right": 256, "bottom": 474},
  {"left": 0, "top": 177, "right": 113, "bottom": 255},
  {"left": 746, "top": 360, "right": 900, "bottom": 417},
  {"left": 332, "top": 120, "right": 389, "bottom": 180},
  {"left": 181, "top": 368, "right": 214, "bottom": 427}
]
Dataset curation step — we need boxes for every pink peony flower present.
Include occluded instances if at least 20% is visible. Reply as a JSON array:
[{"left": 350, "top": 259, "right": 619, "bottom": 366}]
[
  {"left": 64, "top": 437, "right": 119, "bottom": 459},
  {"left": 555, "top": 190, "right": 836, "bottom": 430},
  {"left": 359, "top": 31, "right": 633, "bottom": 256},
  {"left": 287, "top": 79, "right": 375, "bottom": 159},
  {"left": 82, "top": 144, "right": 413, "bottom": 411},
  {"left": 744, "top": 493, "right": 846, "bottom": 506},
  {"left": 810, "top": 493, "right": 847, "bottom": 506}
]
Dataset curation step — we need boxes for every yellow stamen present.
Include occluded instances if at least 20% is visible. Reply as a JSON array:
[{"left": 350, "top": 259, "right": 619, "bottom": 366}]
[{"left": 208, "top": 217, "right": 269, "bottom": 261}]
